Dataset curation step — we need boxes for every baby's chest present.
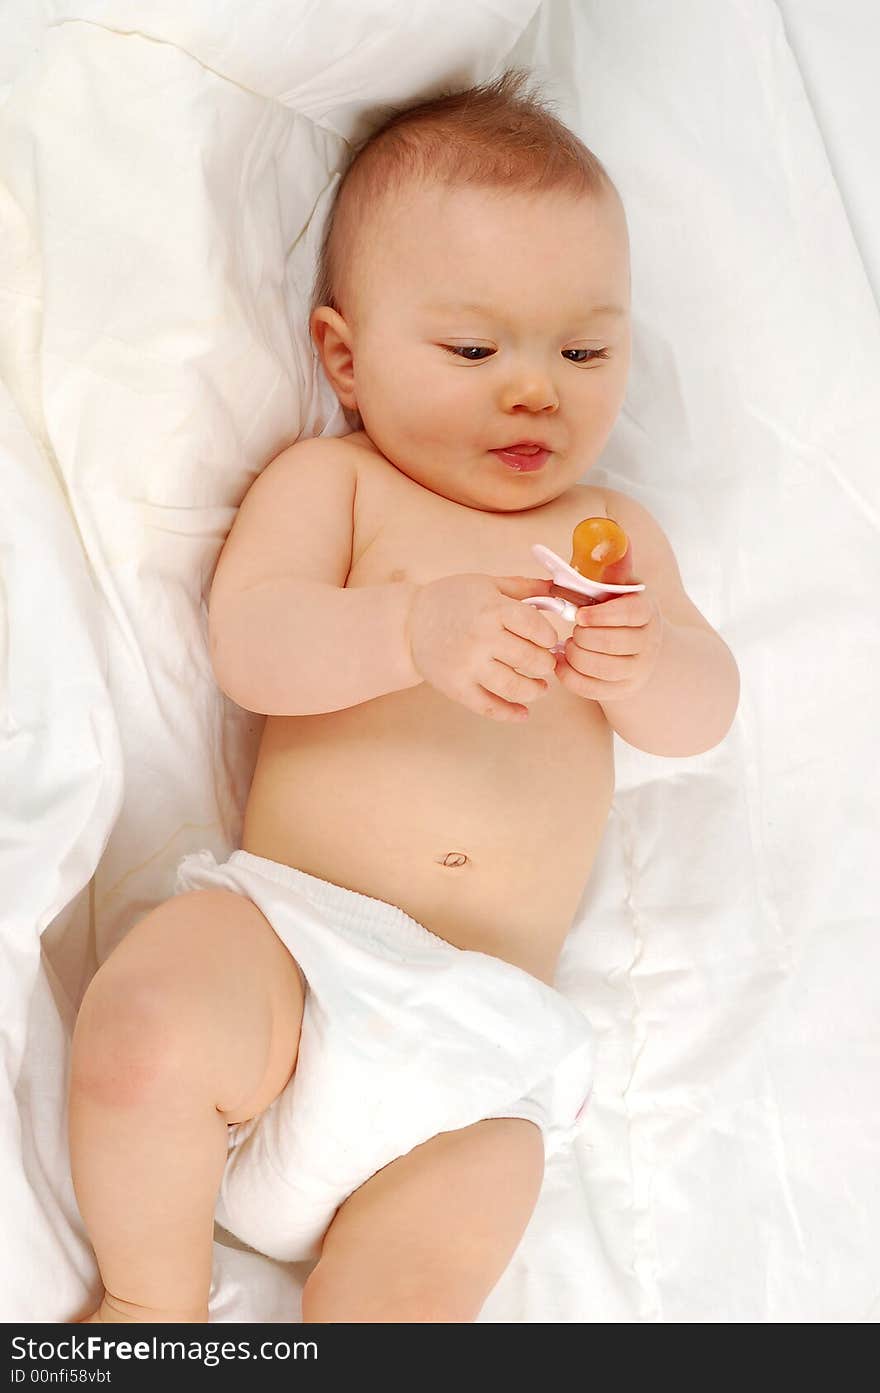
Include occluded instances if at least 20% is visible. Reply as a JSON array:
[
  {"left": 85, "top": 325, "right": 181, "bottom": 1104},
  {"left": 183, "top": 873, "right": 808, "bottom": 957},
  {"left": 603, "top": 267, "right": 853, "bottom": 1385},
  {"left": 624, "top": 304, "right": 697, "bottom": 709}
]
[
  {"left": 349, "top": 466, "right": 599, "bottom": 595},
  {"left": 350, "top": 525, "right": 539, "bottom": 591}
]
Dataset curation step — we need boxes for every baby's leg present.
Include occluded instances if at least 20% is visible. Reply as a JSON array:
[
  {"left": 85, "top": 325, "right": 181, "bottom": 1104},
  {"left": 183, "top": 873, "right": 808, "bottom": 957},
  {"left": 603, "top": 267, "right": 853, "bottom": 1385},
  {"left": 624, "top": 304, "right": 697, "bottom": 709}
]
[
  {"left": 68, "top": 888, "right": 304, "bottom": 1323},
  {"left": 301, "top": 1117, "right": 544, "bottom": 1323}
]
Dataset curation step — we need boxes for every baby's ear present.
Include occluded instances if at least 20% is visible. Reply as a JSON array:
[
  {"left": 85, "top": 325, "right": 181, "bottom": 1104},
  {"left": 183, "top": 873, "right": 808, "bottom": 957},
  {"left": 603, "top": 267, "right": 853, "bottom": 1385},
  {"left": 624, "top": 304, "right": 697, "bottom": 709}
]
[
  {"left": 310, "top": 305, "right": 347, "bottom": 344},
  {"left": 310, "top": 307, "right": 357, "bottom": 410}
]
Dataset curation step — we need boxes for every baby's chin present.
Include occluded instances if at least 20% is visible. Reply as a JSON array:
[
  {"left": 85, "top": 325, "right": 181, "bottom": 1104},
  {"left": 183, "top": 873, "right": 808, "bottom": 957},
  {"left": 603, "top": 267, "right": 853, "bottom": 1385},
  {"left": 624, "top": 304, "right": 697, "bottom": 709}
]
[
  {"left": 381, "top": 448, "right": 572, "bottom": 513},
  {"left": 458, "top": 487, "right": 564, "bottom": 514},
  {"left": 464, "top": 468, "right": 575, "bottom": 513}
]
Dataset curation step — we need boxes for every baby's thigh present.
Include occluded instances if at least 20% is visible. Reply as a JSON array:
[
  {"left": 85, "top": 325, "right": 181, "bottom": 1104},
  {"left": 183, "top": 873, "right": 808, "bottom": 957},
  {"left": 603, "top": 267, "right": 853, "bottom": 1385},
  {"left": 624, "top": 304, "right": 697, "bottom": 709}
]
[
  {"left": 303, "top": 1117, "right": 544, "bottom": 1323},
  {"left": 72, "top": 889, "right": 305, "bottom": 1123}
]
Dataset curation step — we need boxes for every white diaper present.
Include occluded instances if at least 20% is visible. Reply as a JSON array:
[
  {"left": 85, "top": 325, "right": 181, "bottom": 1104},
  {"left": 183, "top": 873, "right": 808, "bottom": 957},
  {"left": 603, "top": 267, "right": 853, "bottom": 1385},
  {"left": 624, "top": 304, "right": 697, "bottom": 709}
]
[{"left": 174, "top": 848, "right": 595, "bottom": 1263}]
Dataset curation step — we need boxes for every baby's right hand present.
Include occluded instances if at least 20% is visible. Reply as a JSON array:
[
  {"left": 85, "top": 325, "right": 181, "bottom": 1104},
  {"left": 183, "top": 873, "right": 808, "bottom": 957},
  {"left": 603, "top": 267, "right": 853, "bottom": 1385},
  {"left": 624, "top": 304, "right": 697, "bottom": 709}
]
[{"left": 405, "top": 574, "right": 560, "bottom": 722}]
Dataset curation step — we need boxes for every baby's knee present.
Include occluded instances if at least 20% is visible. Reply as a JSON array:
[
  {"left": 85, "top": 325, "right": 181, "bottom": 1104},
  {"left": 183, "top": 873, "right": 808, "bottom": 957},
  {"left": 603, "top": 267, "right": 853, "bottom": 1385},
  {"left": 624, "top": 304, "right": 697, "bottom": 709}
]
[
  {"left": 70, "top": 970, "right": 203, "bottom": 1110},
  {"left": 300, "top": 1261, "right": 478, "bottom": 1324},
  {"left": 69, "top": 888, "right": 300, "bottom": 1119}
]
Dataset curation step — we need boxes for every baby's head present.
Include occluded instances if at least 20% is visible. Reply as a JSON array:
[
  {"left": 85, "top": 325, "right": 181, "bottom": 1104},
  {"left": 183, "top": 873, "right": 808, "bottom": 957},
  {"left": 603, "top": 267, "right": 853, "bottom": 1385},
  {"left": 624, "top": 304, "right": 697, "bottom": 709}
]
[{"left": 310, "top": 68, "right": 631, "bottom": 512}]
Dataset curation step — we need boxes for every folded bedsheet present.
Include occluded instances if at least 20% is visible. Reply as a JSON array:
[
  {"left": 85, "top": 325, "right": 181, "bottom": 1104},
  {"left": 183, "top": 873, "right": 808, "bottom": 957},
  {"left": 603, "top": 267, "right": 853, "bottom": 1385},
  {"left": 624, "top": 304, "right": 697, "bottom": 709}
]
[{"left": 1, "top": 0, "right": 878, "bottom": 1322}]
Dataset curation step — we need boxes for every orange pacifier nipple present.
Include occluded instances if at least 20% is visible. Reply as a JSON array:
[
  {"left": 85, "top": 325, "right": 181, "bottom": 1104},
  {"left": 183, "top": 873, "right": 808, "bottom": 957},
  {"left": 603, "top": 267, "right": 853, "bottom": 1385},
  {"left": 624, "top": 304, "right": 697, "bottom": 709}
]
[
  {"left": 570, "top": 517, "right": 629, "bottom": 582},
  {"left": 521, "top": 515, "right": 643, "bottom": 636}
]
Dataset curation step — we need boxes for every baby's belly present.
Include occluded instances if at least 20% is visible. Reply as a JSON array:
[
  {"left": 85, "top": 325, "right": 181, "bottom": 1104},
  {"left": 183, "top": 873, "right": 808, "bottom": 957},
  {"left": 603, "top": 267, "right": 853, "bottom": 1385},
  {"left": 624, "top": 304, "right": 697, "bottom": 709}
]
[{"left": 241, "top": 684, "right": 614, "bottom": 985}]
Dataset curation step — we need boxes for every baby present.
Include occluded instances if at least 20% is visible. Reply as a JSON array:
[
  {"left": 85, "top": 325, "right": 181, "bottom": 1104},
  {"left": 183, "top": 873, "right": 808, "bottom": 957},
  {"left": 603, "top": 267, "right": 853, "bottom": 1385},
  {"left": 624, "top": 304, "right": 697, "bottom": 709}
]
[{"left": 68, "top": 69, "right": 739, "bottom": 1324}]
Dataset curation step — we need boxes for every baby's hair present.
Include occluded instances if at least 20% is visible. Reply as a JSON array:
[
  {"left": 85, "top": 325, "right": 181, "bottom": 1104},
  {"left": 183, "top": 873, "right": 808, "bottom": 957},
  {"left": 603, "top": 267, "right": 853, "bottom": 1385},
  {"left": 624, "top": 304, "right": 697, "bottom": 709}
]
[{"left": 311, "top": 67, "right": 614, "bottom": 322}]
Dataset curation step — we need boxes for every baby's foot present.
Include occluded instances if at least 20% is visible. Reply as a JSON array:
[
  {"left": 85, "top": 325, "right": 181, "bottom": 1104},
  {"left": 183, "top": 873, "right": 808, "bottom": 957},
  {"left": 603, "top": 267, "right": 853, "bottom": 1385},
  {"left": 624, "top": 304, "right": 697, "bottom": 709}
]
[{"left": 77, "top": 1294, "right": 208, "bottom": 1323}]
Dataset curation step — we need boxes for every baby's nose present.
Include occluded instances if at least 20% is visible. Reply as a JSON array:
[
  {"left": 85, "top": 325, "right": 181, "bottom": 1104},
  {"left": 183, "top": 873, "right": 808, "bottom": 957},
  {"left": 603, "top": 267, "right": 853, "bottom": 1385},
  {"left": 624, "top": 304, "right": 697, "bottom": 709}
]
[{"left": 500, "top": 376, "right": 559, "bottom": 414}]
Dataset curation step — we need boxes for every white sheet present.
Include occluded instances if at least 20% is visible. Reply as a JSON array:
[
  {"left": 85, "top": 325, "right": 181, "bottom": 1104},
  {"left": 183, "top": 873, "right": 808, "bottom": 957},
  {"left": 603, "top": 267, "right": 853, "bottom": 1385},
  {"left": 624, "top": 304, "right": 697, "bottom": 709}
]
[{"left": 1, "top": 0, "right": 878, "bottom": 1323}]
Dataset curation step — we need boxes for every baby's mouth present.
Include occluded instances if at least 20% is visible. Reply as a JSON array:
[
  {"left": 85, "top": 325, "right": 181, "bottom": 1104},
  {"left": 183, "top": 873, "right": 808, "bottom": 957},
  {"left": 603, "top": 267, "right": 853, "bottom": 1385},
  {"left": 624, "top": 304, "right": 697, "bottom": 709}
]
[{"left": 489, "top": 445, "right": 551, "bottom": 472}]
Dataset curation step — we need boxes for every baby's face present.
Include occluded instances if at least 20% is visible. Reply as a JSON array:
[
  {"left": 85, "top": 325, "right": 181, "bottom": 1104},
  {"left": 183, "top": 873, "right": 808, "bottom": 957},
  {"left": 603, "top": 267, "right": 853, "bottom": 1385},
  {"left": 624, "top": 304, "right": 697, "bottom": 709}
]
[{"left": 315, "top": 183, "right": 631, "bottom": 512}]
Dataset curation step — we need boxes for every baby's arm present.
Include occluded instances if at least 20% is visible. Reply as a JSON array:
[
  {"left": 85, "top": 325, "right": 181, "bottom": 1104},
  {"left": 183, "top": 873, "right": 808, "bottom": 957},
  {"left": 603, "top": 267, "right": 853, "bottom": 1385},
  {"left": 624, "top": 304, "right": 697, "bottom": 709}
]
[
  {"left": 208, "top": 438, "right": 558, "bottom": 722},
  {"left": 208, "top": 439, "right": 422, "bottom": 715},
  {"left": 589, "top": 487, "right": 739, "bottom": 755}
]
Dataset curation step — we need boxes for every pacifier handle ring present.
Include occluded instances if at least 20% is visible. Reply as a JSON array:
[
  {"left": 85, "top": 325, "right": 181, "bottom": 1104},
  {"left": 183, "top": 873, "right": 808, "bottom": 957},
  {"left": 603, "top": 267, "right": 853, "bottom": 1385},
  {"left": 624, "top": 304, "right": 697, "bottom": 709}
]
[
  {"left": 520, "top": 594, "right": 578, "bottom": 623},
  {"left": 520, "top": 539, "right": 644, "bottom": 653}
]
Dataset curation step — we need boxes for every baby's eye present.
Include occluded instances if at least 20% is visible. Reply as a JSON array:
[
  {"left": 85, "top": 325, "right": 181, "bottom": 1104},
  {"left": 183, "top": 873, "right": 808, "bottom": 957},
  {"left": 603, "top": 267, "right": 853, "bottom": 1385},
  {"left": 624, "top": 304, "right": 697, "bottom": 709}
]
[
  {"left": 444, "top": 345, "right": 610, "bottom": 364},
  {"left": 563, "top": 348, "right": 610, "bottom": 363},
  {"left": 445, "top": 345, "right": 495, "bottom": 361}
]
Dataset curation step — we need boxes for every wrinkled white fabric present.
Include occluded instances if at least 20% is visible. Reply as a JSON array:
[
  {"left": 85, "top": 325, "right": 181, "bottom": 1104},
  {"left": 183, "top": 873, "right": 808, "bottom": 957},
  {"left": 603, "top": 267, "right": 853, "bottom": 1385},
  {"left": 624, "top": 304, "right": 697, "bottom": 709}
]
[{"left": 1, "top": 0, "right": 878, "bottom": 1323}]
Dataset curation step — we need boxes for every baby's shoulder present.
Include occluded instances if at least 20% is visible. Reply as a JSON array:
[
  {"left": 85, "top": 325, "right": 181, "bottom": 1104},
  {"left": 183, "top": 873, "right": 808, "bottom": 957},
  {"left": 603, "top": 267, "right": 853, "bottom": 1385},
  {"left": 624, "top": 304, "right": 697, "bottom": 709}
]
[
  {"left": 563, "top": 479, "right": 612, "bottom": 525},
  {"left": 599, "top": 484, "right": 662, "bottom": 544},
  {"left": 339, "top": 430, "right": 384, "bottom": 467},
  {"left": 335, "top": 430, "right": 400, "bottom": 499}
]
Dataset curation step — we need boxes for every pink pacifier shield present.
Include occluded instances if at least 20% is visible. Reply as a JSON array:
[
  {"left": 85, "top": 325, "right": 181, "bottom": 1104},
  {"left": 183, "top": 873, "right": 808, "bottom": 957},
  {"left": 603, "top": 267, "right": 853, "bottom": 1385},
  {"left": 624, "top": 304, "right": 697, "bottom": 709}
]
[
  {"left": 520, "top": 544, "right": 645, "bottom": 643},
  {"left": 529, "top": 544, "right": 645, "bottom": 599}
]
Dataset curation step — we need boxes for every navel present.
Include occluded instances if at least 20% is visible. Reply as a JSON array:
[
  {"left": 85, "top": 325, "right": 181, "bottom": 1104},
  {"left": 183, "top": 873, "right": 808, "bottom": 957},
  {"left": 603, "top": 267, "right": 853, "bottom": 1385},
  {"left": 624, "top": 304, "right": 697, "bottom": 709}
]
[{"left": 436, "top": 851, "right": 469, "bottom": 868}]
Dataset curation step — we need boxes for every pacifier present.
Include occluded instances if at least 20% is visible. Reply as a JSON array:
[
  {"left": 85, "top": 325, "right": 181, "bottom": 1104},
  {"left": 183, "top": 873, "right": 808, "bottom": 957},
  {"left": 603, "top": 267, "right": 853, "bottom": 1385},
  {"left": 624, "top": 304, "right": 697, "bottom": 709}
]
[{"left": 522, "top": 516, "right": 645, "bottom": 653}]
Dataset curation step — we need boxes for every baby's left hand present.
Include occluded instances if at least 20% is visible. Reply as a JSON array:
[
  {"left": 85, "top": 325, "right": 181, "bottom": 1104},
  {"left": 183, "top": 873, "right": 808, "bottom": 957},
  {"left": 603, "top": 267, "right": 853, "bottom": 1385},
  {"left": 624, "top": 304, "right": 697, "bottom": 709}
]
[{"left": 554, "top": 589, "right": 664, "bottom": 701}]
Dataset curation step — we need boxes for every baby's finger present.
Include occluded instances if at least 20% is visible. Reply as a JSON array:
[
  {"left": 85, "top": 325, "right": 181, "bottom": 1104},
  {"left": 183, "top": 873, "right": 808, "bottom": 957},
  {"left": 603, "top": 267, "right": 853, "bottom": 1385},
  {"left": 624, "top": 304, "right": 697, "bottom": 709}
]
[
  {"left": 600, "top": 537, "right": 637, "bottom": 586},
  {"left": 502, "top": 596, "right": 560, "bottom": 650},
  {"left": 576, "top": 593, "right": 650, "bottom": 627},
  {"left": 493, "top": 575, "right": 554, "bottom": 601},
  {"left": 466, "top": 682, "right": 529, "bottom": 722},
  {"left": 483, "top": 658, "right": 551, "bottom": 707},
  {"left": 570, "top": 624, "right": 642, "bottom": 656},
  {"left": 553, "top": 653, "right": 608, "bottom": 700},
  {"left": 495, "top": 630, "right": 558, "bottom": 679},
  {"left": 563, "top": 638, "right": 636, "bottom": 684}
]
